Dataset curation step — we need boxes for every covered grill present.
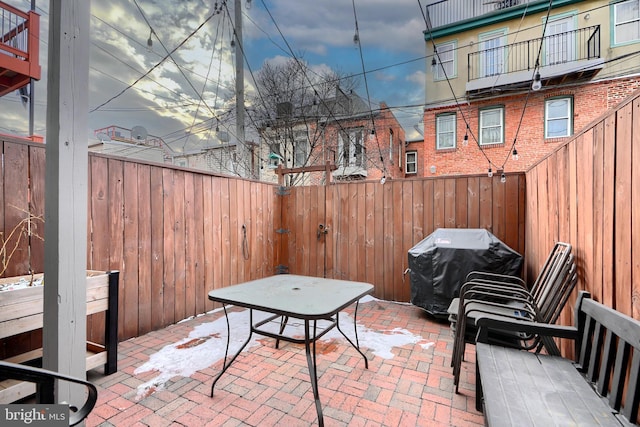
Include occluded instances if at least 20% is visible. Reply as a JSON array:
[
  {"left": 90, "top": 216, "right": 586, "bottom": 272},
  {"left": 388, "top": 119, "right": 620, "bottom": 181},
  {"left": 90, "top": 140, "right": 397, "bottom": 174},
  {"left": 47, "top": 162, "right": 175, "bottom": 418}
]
[{"left": 408, "top": 228, "right": 523, "bottom": 318}]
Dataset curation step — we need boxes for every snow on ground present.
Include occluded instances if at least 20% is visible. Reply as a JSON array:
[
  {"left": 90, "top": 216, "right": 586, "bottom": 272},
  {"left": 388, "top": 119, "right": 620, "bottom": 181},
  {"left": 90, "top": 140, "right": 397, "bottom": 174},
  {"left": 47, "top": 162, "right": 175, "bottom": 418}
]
[{"left": 134, "top": 296, "right": 433, "bottom": 399}]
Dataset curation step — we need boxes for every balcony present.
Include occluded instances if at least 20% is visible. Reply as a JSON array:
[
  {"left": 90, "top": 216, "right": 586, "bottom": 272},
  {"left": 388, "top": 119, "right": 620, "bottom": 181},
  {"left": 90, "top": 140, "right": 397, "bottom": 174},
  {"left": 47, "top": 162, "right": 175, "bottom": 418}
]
[
  {"left": 0, "top": 1, "right": 40, "bottom": 97},
  {"left": 466, "top": 25, "right": 603, "bottom": 97},
  {"left": 425, "top": 0, "right": 538, "bottom": 31}
]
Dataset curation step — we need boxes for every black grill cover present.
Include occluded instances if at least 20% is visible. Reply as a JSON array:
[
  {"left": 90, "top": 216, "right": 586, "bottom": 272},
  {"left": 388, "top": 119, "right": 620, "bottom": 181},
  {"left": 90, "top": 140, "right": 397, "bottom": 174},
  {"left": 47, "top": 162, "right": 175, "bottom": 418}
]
[{"left": 408, "top": 228, "right": 523, "bottom": 317}]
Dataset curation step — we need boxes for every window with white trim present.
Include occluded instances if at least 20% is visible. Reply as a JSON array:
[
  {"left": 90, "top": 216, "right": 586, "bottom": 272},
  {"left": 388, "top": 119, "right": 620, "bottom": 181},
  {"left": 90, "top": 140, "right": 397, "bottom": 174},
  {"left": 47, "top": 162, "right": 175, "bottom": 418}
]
[
  {"left": 434, "top": 41, "right": 456, "bottom": 80},
  {"left": 545, "top": 97, "right": 573, "bottom": 138},
  {"left": 436, "top": 113, "right": 456, "bottom": 150},
  {"left": 479, "top": 107, "right": 504, "bottom": 145},
  {"left": 293, "top": 131, "right": 309, "bottom": 167},
  {"left": 613, "top": 0, "right": 640, "bottom": 45},
  {"left": 338, "top": 128, "right": 365, "bottom": 168},
  {"left": 405, "top": 151, "right": 417, "bottom": 174}
]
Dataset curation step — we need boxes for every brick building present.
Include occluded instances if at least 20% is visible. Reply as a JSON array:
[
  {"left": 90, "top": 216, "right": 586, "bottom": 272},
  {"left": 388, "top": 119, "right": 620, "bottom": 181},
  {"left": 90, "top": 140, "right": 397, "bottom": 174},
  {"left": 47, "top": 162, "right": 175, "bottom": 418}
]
[
  {"left": 422, "top": 0, "right": 640, "bottom": 177},
  {"left": 258, "top": 87, "right": 407, "bottom": 185}
]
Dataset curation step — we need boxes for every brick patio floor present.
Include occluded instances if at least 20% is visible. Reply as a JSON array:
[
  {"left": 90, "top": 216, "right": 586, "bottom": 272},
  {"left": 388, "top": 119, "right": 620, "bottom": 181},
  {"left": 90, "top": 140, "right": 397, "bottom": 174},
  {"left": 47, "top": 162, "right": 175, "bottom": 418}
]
[{"left": 86, "top": 298, "right": 484, "bottom": 426}]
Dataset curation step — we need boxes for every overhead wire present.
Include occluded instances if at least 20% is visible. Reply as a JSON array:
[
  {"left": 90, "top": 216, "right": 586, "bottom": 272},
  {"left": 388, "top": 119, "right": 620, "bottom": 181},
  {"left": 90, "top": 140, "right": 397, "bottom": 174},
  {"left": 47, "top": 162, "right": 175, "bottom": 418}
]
[
  {"left": 352, "top": 0, "right": 388, "bottom": 178},
  {"left": 418, "top": 0, "right": 493, "bottom": 168},
  {"left": 89, "top": 3, "right": 224, "bottom": 113},
  {"left": 499, "top": 0, "right": 554, "bottom": 171}
]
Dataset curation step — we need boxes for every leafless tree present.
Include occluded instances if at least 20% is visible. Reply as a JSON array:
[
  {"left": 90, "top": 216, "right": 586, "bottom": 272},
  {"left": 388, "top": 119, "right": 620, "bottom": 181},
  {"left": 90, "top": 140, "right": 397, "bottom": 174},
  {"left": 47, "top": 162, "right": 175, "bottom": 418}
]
[{"left": 248, "top": 57, "right": 360, "bottom": 185}]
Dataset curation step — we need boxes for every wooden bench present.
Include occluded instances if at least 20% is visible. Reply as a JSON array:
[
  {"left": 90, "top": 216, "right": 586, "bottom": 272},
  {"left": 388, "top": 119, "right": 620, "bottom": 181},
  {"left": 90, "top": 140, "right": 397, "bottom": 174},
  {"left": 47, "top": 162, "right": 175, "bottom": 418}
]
[
  {"left": 474, "top": 291, "right": 640, "bottom": 426},
  {"left": 0, "top": 270, "right": 119, "bottom": 403}
]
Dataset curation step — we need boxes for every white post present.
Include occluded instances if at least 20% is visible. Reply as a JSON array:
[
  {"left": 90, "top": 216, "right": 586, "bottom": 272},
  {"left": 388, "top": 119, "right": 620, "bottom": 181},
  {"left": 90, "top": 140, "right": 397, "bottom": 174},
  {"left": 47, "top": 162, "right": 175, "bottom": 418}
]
[{"left": 43, "top": 0, "right": 90, "bottom": 405}]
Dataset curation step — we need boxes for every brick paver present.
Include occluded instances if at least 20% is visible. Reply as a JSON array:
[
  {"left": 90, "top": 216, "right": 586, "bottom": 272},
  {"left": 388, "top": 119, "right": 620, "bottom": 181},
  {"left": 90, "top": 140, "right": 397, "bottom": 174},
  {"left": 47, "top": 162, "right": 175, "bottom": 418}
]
[{"left": 87, "top": 299, "right": 483, "bottom": 426}]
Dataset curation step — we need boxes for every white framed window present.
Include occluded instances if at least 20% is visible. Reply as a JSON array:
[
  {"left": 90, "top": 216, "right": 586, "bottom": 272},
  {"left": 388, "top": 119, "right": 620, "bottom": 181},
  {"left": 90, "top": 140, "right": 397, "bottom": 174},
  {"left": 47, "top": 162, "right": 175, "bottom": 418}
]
[
  {"left": 545, "top": 15, "right": 576, "bottom": 65},
  {"left": 338, "top": 128, "right": 365, "bottom": 168},
  {"left": 436, "top": 113, "right": 456, "bottom": 150},
  {"left": 479, "top": 107, "right": 504, "bottom": 145},
  {"left": 479, "top": 30, "right": 507, "bottom": 77},
  {"left": 405, "top": 151, "right": 417, "bottom": 174},
  {"left": 613, "top": 0, "right": 640, "bottom": 45},
  {"left": 545, "top": 97, "right": 573, "bottom": 138},
  {"left": 293, "top": 131, "right": 309, "bottom": 167},
  {"left": 434, "top": 41, "right": 456, "bottom": 81}
]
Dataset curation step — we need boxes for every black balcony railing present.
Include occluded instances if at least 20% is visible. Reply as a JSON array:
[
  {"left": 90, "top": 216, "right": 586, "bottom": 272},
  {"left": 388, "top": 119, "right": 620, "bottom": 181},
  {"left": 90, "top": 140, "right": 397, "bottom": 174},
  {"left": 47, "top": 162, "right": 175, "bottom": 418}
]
[
  {"left": 468, "top": 25, "right": 601, "bottom": 82},
  {"left": 425, "top": 0, "right": 536, "bottom": 30}
]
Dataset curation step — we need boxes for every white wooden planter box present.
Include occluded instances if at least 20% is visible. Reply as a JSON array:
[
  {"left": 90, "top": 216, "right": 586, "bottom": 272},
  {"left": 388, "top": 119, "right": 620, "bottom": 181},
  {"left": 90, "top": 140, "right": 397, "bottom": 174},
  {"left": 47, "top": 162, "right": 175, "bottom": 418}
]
[{"left": 0, "top": 270, "right": 119, "bottom": 403}]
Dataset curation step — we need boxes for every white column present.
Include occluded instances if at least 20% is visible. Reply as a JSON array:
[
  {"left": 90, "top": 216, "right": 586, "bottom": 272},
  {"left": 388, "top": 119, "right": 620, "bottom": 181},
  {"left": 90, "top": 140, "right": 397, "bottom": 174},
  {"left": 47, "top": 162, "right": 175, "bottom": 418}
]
[{"left": 43, "top": 0, "right": 90, "bottom": 405}]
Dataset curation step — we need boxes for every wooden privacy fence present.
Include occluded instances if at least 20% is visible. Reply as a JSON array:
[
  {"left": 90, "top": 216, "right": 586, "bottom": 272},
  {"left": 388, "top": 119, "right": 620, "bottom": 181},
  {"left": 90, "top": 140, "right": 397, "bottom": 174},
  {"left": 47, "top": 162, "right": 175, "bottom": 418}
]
[
  {"left": 2, "top": 84, "right": 638, "bottom": 350},
  {"left": 0, "top": 141, "right": 276, "bottom": 346},
  {"left": 525, "top": 89, "right": 640, "bottom": 330},
  {"left": 279, "top": 175, "right": 526, "bottom": 302}
]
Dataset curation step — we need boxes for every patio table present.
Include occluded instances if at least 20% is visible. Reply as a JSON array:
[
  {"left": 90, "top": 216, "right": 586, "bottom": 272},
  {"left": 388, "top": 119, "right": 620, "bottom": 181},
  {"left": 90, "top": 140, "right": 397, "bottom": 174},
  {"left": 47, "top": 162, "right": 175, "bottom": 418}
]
[{"left": 207, "top": 274, "right": 374, "bottom": 427}]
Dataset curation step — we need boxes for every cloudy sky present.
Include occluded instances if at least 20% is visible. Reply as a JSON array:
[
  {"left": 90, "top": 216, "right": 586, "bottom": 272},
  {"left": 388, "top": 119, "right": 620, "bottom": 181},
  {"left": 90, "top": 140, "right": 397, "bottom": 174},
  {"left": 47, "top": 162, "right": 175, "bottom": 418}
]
[{"left": 0, "top": 0, "right": 427, "bottom": 152}]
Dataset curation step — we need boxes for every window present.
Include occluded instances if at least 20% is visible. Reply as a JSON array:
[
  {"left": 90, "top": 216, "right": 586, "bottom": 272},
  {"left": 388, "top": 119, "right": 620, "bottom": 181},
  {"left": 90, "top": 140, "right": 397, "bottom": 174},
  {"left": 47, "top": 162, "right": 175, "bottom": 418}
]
[
  {"left": 434, "top": 41, "right": 456, "bottom": 80},
  {"left": 613, "top": 0, "right": 640, "bottom": 45},
  {"left": 338, "top": 128, "right": 365, "bottom": 168},
  {"left": 405, "top": 151, "right": 417, "bottom": 174},
  {"left": 545, "top": 16, "right": 576, "bottom": 65},
  {"left": 479, "top": 30, "right": 506, "bottom": 77},
  {"left": 293, "top": 131, "right": 308, "bottom": 167},
  {"left": 389, "top": 128, "right": 394, "bottom": 161},
  {"left": 436, "top": 114, "right": 456, "bottom": 149},
  {"left": 545, "top": 97, "right": 572, "bottom": 138},
  {"left": 479, "top": 107, "right": 504, "bottom": 145}
]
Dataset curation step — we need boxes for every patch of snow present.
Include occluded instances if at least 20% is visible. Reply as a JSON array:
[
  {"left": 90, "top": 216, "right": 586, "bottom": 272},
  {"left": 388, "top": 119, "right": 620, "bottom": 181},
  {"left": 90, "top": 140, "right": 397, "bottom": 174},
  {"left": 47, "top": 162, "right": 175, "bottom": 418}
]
[
  {"left": 134, "top": 303, "right": 433, "bottom": 400},
  {"left": 0, "top": 277, "right": 43, "bottom": 292}
]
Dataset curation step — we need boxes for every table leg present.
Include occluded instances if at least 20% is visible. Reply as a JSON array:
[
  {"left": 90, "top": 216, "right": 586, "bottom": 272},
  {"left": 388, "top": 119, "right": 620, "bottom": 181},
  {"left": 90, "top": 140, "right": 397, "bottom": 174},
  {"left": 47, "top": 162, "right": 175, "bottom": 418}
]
[
  {"left": 210, "top": 306, "right": 254, "bottom": 397},
  {"left": 304, "top": 319, "right": 324, "bottom": 427},
  {"left": 275, "top": 316, "right": 289, "bottom": 349},
  {"left": 335, "top": 300, "right": 369, "bottom": 369}
]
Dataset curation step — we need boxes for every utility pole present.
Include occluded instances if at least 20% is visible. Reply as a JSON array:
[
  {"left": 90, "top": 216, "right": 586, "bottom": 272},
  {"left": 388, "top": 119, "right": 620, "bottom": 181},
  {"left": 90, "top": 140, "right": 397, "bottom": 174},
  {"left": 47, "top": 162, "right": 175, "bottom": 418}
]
[{"left": 234, "top": 0, "right": 247, "bottom": 177}]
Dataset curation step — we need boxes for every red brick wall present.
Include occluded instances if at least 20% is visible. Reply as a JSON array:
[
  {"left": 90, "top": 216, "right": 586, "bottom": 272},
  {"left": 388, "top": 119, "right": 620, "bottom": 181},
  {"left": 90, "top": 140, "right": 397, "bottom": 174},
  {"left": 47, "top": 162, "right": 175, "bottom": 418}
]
[{"left": 421, "top": 77, "right": 640, "bottom": 176}]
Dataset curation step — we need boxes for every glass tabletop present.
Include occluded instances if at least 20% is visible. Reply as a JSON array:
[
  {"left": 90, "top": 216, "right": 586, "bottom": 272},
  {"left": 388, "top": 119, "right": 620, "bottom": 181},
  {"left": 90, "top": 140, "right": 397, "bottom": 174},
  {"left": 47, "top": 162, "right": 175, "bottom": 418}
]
[{"left": 208, "top": 275, "right": 374, "bottom": 319}]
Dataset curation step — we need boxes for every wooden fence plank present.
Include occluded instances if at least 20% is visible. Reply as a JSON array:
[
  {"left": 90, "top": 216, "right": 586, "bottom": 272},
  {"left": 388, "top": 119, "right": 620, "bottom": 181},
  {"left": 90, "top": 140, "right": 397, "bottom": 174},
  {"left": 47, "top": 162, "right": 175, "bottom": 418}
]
[
  {"left": 632, "top": 97, "right": 640, "bottom": 320},
  {"left": 202, "top": 176, "right": 215, "bottom": 311},
  {"left": 108, "top": 160, "right": 125, "bottom": 336},
  {"left": 356, "top": 183, "right": 366, "bottom": 283},
  {"left": 602, "top": 114, "right": 616, "bottom": 308},
  {"left": 615, "top": 105, "right": 632, "bottom": 316},
  {"left": 444, "top": 179, "right": 456, "bottom": 229},
  {"left": 365, "top": 182, "right": 376, "bottom": 286},
  {"left": 382, "top": 181, "right": 394, "bottom": 299},
  {"left": 161, "top": 169, "right": 176, "bottom": 326},
  {"left": 193, "top": 175, "right": 205, "bottom": 315},
  {"left": 3, "top": 143, "right": 29, "bottom": 277},
  {"left": 183, "top": 173, "right": 196, "bottom": 318},
  {"left": 504, "top": 175, "right": 519, "bottom": 252},
  {"left": 433, "top": 179, "right": 445, "bottom": 229},
  {"left": 173, "top": 171, "right": 186, "bottom": 322},
  {"left": 373, "top": 182, "right": 384, "bottom": 291},
  {"left": 392, "top": 181, "right": 404, "bottom": 301},
  {"left": 122, "top": 162, "right": 139, "bottom": 339},
  {"left": 592, "top": 122, "right": 605, "bottom": 303},
  {"left": 150, "top": 166, "right": 165, "bottom": 328},
  {"left": 467, "top": 177, "right": 480, "bottom": 229},
  {"left": 455, "top": 177, "right": 468, "bottom": 229},
  {"left": 137, "top": 164, "right": 152, "bottom": 335},
  {"left": 29, "top": 146, "right": 46, "bottom": 274},
  {"left": 491, "top": 176, "right": 505, "bottom": 242},
  {"left": 478, "top": 176, "right": 492, "bottom": 232}
]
